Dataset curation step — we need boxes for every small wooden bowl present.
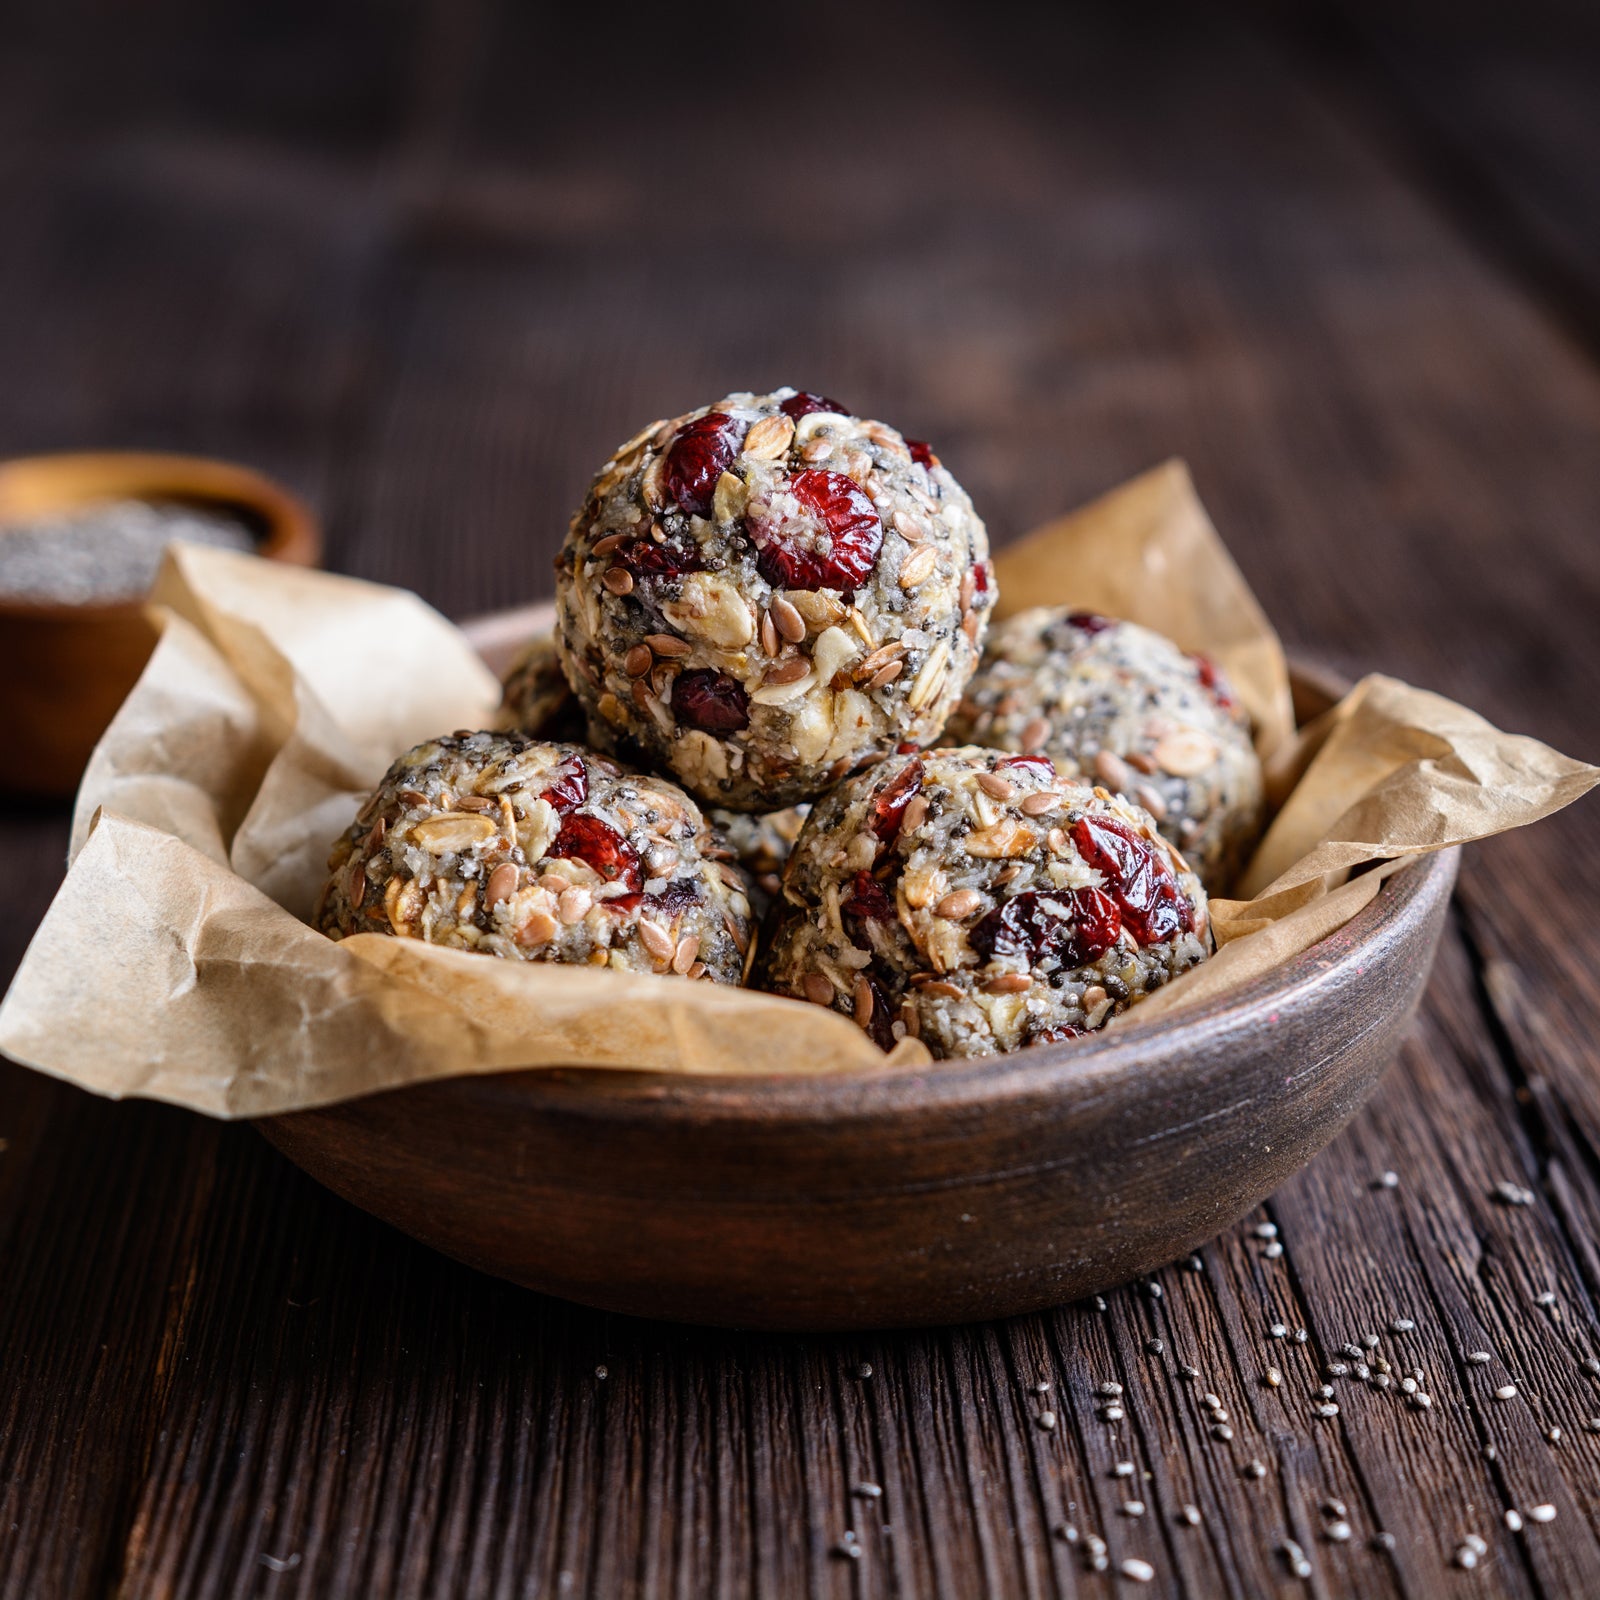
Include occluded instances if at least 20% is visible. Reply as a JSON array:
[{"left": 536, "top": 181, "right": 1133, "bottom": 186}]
[
  {"left": 260, "top": 647, "right": 1458, "bottom": 1329},
  {"left": 0, "top": 452, "right": 320, "bottom": 798}
]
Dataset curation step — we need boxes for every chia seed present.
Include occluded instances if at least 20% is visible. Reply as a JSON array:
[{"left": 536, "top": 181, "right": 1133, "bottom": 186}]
[{"left": 0, "top": 497, "right": 258, "bottom": 605}]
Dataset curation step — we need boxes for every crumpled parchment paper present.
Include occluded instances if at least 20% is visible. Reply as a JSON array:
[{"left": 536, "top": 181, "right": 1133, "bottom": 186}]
[{"left": 1, "top": 460, "right": 1593, "bottom": 1115}]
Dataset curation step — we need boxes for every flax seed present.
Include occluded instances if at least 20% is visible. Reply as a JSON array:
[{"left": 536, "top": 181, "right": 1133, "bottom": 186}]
[
  {"left": 766, "top": 595, "right": 806, "bottom": 644},
  {"left": 853, "top": 974, "right": 875, "bottom": 1027},
  {"left": 985, "top": 973, "right": 1032, "bottom": 994}
]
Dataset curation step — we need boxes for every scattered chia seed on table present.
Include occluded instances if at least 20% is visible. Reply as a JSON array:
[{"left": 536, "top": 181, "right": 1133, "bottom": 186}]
[{"left": 0, "top": 498, "right": 256, "bottom": 604}]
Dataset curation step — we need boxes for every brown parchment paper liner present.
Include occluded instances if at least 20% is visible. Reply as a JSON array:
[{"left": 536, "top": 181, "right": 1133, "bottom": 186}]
[{"left": 1, "top": 461, "right": 1594, "bottom": 1116}]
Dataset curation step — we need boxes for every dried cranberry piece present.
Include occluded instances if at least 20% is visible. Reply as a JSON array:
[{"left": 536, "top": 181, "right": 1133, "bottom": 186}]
[
  {"left": 650, "top": 877, "right": 704, "bottom": 915},
  {"left": 1071, "top": 814, "right": 1193, "bottom": 944},
  {"left": 860, "top": 971, "right": 897, "bottom": 1052},
  {"left": 674, "top": 669, "right": 750, "bottom": 734},
  {"left": 972, "top": 560, "right": 990, "bottom": 594},
  {"left": 538, "top": 754, "right": 587, "bottom": 813},
  {"left": 1192, "top": 652, "right": 1237, "bottom": 710},
  {"left": 779, "top": 391, "right": 849, "bottom": 420},
  {"left": 843, "top": 869, "right": 897, "bottom": 924},
  {"left": 614, "top": 876, "right": 704, "bottom": 916},
  {"left": 1067, "top": 610, "right": 1114, "bottom": 634},
  {"left": 969, "top": 887, "right": 1122, "bottom": 970},
  {"left": 906, "top": 439, "right": 938, "bottom": 469},
  {"left": 1029, "top": 1023, "right": 1084, "bottom": 1046},
  {"left": 995, "top": 754, "right": 1055, "bottom": 780},
  {"left": 664, "top": 411, "right": 744, "bottom": 516},
  {"left": 549, "top": 813, "right": 642, "bottom": 892},
  {"left": 869, "top": 758, "right": 924, "bottom": 846},
  {"left": 613, "top": 534, "right": 707, "bottom": 581},
  {"left": 750, "top": 469, "right": 883, "bottom": 591}
]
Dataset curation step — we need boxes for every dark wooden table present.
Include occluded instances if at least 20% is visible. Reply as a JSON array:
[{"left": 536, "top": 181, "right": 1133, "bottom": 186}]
[{"left": 4, "top": 2, "right": 1599, "bottom": 1595}]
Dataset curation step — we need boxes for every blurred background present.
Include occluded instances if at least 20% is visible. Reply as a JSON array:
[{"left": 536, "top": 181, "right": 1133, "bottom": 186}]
[
  {"left": 2, "top": 0, "right": 1595, "bottom": 644},
  {"left": 2, "top": 0, "right": 1598, "bottom": 810}
]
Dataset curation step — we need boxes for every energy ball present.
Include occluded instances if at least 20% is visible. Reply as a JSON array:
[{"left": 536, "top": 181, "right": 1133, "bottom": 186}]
[
  {"left": 710, "top": 803, "right": 810, "bottom": 916},
  {"left": 554, "top": 387, "right": 994, "bottom": 812},
  {"left": 317, "top": 732, "right": 754, "bottom": 984},
  {"left": 493, "top": 633, "right": 810, "bottom": 919},
  {"left": 761, "top": 747, "right": 1210, "bottom": 1058},
  {"left": 496, "top": 632, "right": 587, "bottom": 742},
  {"left": 945, "top": 610, "right": 1262, "bottom": 891}
]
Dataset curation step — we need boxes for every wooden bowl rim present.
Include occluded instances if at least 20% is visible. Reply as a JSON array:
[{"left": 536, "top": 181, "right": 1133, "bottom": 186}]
[{"left": 0, "top": 449, "right": 321, "bottom": 619}]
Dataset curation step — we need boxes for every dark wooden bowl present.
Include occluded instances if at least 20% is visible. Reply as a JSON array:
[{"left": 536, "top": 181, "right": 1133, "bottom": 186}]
[
  {"left": 0, "top": 451, "right": 320, "bottom": 798},
  {"left": 261, "top": 662, "right": 1457, "bottom": 1330}
]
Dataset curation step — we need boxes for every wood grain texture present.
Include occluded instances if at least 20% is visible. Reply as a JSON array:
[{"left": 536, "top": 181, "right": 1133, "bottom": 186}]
[{"left": 2, "top": 0, "right": 1598, "bottom": 1595}]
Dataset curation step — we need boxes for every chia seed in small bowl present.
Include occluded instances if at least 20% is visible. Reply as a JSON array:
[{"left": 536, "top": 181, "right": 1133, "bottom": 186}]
[{"left": 0, "top": 451, "right": 320, "bottom": 796}]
